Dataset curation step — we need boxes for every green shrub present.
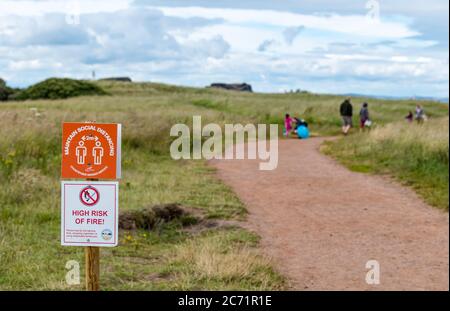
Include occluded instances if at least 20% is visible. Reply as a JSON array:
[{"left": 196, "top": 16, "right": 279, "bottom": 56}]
[
  {"left": 15, "top": 78, "right": 108, "bottom": 100},
  {"left": 0, "top": 78, "right": 15, "bottom": 101},
  {"left": 0, "top": 87, "right": 9, "bottom": 101}
]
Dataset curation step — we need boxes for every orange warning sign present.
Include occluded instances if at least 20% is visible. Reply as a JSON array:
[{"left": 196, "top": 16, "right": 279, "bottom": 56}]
[{"left": 61, "top": 122, "right": 121, "bottom": 179}]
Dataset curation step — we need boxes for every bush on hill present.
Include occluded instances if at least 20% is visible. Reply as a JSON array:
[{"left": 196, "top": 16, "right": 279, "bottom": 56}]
[
  {"left": 0, "top": 78, "right": 17, "bottom": 101},
  {"left": 15, "top": 78, "right": 107, "bottom": 100}
]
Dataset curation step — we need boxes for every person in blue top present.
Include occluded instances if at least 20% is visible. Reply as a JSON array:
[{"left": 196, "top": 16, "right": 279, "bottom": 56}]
[{"left": 359, "top": 102, "right": 370, "bottom": 130}]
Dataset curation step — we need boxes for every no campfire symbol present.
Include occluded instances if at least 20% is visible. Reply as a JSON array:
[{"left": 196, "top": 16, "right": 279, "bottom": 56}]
[{"left": 79, "top": 186, "right": 100, "bottom": 207}]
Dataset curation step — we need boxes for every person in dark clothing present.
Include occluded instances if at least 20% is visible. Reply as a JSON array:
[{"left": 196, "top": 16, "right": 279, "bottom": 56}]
[
  {"left": 340, "top": 97, "right": 353, "bottom": 135},
  {"left": 294, "top": 117, "right": 308, "bottom": 130},
  {"left": 405, "top": 111, "right": 414, "bottom": 123}
]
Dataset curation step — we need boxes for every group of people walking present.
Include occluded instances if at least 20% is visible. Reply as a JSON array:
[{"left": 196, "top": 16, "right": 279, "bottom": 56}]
[
  {"left": 284, "top": 97, "right": 428, "bottom": 138},
  {"left": 339, "top": 97, "right": 427, "bottom": 136},
  {"left": 339, "top": 97, "right": 371, "bottom": 135}
]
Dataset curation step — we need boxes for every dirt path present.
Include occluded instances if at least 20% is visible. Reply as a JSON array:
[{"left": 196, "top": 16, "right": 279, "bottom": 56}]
[{"left": 210, "top": 138, "right": 449, "bottom": 290}]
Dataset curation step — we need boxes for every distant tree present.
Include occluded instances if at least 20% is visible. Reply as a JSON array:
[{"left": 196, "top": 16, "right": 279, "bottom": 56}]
[
  {"left": 0, "top": 78, "right": 11, "bottom": 101},
  {"left": 0, "top": 78, "right": 22, "bottom": 101}
]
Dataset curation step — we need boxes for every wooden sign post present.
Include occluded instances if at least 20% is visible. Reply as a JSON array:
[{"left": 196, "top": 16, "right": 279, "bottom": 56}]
[
  {"left": 85, "top": 246, "right": 100, "bottom": 291},
  {"left": 86, "top": 178, "right": 100, "bottom": 292},
  {"left": 61, "top": 122, "right": 121, "bottom": 291}
]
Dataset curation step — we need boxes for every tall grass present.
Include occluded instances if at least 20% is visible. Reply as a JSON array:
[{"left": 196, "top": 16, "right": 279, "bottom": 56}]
[
  {"left": 324, "top": 117, "right": 449, "bottom": 210},
  {"left": 166, "top": 230, "right": 284, "bottom": 290}
]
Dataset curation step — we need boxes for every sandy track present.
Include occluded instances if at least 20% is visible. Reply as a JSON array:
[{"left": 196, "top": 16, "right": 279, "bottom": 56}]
[{"left": 210, "top": 138, "right": 449, "bottom": 290}]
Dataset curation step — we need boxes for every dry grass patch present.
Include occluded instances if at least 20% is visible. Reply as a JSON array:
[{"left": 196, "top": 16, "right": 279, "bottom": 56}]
[{"left": 168, "top": 230, "right": 285, "bottom": 290}]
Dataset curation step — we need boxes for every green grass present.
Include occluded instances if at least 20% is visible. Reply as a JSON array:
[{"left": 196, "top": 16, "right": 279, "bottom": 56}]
[
  {"left": 0, "top": 85, "right": 282, "bottom": 290},
  {"left": 0, "top": 80, "right": 448, "bottom": 290},
  {"left": 0, "top": 145, "right": 277, "bottom": 290},
  {"left": 323, "top": 117, "right": 449, "bottom": 210}
]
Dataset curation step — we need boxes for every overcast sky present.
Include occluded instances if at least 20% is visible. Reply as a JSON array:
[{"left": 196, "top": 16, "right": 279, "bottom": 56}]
[{"left": 0, "top": 0, "right": 448, "bottom": 97}]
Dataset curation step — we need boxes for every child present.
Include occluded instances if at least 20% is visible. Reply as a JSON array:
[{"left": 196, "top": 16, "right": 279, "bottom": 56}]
[
  {"left": 359, "top": 102, "right": 370, "bottom": 130},
  {"left": 405, "top": 111, "right": 414, "bottom": 123},
  {"left": 284, "top": 114, "right": 294, "bottom": 137},
  {"left": 415, "top": 105, "right": 426, "bottom": 124}
]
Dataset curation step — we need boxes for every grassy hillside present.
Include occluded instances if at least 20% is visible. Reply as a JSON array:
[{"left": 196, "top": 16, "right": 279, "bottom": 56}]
[
  {"left": 96, "top": 81, "right": 448, "bottom": 137},
  {"left": 0, "top": 80, "right": 448, "bottom": 290}
]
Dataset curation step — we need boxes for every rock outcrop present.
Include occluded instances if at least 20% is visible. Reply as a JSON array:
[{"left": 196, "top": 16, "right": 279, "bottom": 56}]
[
  {"left": 99, "top": 77, "right": 132, "bottom": 82},
  {"left": 209, "top": 83, "right": 253, "bottom": 92}
]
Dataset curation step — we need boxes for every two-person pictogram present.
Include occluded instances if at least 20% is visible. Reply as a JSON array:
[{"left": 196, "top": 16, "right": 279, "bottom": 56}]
[
  {"left": 61, "top": 122, "right": 121, "bottom": 179},
  {"left": 75, "top": 139, "right": 104, "bottom": 165}
]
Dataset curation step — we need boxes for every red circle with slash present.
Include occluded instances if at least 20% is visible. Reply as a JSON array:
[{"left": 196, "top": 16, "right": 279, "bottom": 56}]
[{"left": 79, "top": 186, "right": 100, "bottom": 207}]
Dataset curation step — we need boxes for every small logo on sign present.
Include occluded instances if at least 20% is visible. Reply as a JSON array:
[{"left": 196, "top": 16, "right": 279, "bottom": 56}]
[
  {"left": 101, "top": 229, "right": 113, "bottom": 241},
  {"left": 79, "top": 186, "right": 100, "bottom": 206}
]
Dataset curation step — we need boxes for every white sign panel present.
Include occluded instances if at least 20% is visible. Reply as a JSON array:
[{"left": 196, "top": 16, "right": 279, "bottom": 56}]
[{"left": 61, "top": 181, "right": 119, "bottom": 247}]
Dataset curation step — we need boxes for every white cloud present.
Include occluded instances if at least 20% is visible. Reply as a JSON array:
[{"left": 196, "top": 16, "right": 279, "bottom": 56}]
[
  {"left": 258, "top": 40, "right": 276, "bottom": 52},
  {"left": 153, "top": 6, "right": 420, "bottom": 39},
  {"left": 0, "top": 1, "right": 448, "bottom": 98},
  {"left": 8, "top": 58, "right": 64, "bottom": 71},
  {"left": 9, "top": 59, "right": 42, "bottom": 70},
  {"left": 0, "top": 0, "right": 132, "bottom": 16},
  {"left": 283, "top": 26, "right": 305, "bottom": 45}
]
